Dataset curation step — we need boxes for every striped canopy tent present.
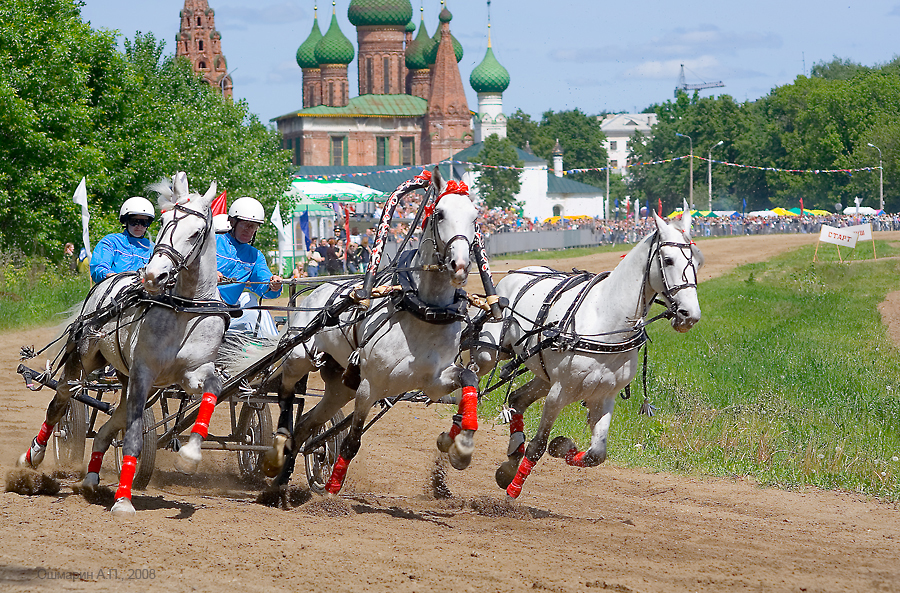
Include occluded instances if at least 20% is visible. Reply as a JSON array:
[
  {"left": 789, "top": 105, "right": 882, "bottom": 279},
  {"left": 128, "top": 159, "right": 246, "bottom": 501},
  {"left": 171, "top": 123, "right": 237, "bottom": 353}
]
[
  {"left": 542, "top": 215, "right": 593, "bottom": 224},
  {"left": 772, "top": 207, "right": 797, "bottom": 216},
  {"left": 289, "top": 178, "right": 388, "bottom": 203}
]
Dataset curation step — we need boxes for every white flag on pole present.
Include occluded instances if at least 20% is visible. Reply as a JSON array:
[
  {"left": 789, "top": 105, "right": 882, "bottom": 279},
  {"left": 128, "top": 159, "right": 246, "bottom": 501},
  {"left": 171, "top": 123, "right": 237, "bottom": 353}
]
[
  {"left": 270, "top": 202, "right": 289, "bottom": 274},
  {"left": 72, "top": 177, "right": 91, "bottom": 255}
]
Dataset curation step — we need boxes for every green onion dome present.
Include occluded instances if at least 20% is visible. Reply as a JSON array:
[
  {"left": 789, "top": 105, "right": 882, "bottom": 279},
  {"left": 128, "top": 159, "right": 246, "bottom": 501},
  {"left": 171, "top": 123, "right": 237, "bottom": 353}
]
[
  {"left": 424, "top": 10, "right": 462, "bottom": 65},
  {"left": 470, "top": 44, "right": 509, "bottom": 93},
  {"left": 296, "top": 11, "right": 323, "bottom": 69},
  {"left": 315, "top": 9, "right": 355, "bottom": 65},
  {"left": 405, "top": 19, "right": 416, "bottom": 33},
  {"left": 347, "top": 0, "right": 413, "bottom": 27},
  {"left": 405, "top": 16, "right": 430, "bottom": 70}
]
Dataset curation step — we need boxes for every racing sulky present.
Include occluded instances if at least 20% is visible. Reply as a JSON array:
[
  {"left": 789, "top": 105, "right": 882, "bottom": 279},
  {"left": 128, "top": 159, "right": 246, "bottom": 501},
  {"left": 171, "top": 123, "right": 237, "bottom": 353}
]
[{"left": 18, "top": 172, "right": 229, "bottom": 517}]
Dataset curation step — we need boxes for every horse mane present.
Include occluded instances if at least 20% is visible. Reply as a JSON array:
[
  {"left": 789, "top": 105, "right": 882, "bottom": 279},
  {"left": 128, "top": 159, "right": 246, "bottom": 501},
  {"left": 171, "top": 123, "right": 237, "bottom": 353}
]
[
  {"left": 217, "top": 331, "right": 281, "bottom": 377},
  {"left": 146, "top": 172, "right": 192, "bottom": 212}
]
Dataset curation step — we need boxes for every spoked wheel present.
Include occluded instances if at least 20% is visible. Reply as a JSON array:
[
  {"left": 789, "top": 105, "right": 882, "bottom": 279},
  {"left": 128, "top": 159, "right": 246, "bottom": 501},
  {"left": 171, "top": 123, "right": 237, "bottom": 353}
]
[
  {"left": 53, "top": 399, "right": 87, "bottom": 468},
  {"left": 113, "top": 407, "right": 158, "bottom": 491},
  {"left": 236, "top": 402, "right": 274, "bottom": 482},
  {"left": 304, "top": 410, "right": 347, "bottom": 494}
]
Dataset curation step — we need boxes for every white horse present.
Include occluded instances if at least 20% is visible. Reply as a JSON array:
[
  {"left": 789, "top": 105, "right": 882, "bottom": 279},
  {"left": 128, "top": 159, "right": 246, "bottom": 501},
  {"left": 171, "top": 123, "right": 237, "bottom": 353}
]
[
  {"left": 472, "top": 206, "right": 703, "bottom": 499},
  {"left": 18, "top": 172, "right": 228, "bottom": 516},
  {"left": 251, "top": 172, "right": 481, "bottom": 494}
]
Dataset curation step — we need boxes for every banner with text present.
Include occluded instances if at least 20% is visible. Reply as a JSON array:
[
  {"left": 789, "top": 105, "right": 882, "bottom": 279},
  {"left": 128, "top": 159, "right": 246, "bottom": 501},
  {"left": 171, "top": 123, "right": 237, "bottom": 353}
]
[
  {"left": 819, "top": 225, "right": 858, "bottom": 248},
  {"left": 844, "top": 223, "right": 872, "bottom": 241}
]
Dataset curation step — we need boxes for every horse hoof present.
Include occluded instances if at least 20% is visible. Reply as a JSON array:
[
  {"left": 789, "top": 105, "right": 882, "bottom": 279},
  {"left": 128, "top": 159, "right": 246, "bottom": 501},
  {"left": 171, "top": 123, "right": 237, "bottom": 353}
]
[
  {"left": 495, "top": 459, "right": 518, "bottom": 489},
  {"left": 82, "top": 472, "right": 100, "bottom": 488},
  {"left": 174, "top": 443, "right": 201, "bottom": 475},
  {"left": 548, "top": 436, "right": 577, "bottom": 458},
  {"left": 436, "top": 432, "right": 453, "bottom": 453},
  {"left": 262, "top": 433, "right": 290, "bottom": 478},
  {"left": 17, "top": 444, "right": 45, "bottom": 469},
  {"left": 110, "top": 498, "right": 136, "bottom": 518},
  {"left": 448, "top": 432, "right": 474, "bottom": 470}
]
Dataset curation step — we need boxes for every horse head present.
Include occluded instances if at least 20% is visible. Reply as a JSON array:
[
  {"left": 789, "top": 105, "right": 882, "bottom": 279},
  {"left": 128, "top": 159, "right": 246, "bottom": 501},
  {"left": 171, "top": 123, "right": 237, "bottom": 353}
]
[
  {"left": 142, "top": 172, "right": 216, "bottom": 295},
  {"left": 422, "top": 170, "right": 477, "bottom": 288},
  {"left": 651, "top": 200, "right": 702, "bottom": 332}
]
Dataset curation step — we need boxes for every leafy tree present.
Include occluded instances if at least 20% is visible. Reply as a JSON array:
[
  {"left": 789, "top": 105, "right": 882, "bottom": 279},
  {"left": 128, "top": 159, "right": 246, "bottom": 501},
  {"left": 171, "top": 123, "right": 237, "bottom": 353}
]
[
  {"left": 472, "top": 134, "right": 523, "bottom": 209},
  {"left": 811, "top": 56, "right": 870, "bottom": 80},
  {"left": 0, "top": 0, "right": 291, "bottom": 258}
]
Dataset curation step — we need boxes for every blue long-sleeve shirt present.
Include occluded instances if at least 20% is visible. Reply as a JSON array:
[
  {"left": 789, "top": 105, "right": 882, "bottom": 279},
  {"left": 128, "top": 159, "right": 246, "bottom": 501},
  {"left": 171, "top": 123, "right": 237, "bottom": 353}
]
[
  {"left": 89, "top": 231, "right": 154, "bottom": 284},
  {"left": 216, "top": 232, "right": 282, "bottom": 305}
]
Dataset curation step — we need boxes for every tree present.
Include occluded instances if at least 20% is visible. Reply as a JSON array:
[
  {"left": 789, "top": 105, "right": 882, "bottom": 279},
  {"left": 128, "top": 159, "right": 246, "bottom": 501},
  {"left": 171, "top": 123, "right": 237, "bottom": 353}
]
[
  {"left": 0, "top": 0, "right": 290, "bottom": 258},
  {"left": 473, "top": 134, "right": 523, "bottom": 210}
]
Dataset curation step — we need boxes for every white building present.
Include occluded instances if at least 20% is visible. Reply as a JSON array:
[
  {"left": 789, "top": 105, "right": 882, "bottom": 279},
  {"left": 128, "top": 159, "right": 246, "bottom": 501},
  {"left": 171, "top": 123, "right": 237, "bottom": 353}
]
[{"left": 600, "top": 113, "right": 658, "bottom": 176}]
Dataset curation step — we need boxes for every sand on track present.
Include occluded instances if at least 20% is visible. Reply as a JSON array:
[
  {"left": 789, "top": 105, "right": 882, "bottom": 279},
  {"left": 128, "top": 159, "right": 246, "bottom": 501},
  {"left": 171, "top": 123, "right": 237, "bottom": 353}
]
[{"left": 1, "top": 232, "right": 898, "bottom": 593}]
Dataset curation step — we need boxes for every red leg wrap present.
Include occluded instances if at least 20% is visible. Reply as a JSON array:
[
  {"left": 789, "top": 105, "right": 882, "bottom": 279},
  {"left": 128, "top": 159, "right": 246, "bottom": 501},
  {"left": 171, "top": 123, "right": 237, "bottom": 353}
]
[
  {"left": 87, "top": 451, "right": 104, "bottom": 474},
  {"left": 459, "top": 386, "right": 478, "bottom": 431},
  {"left": 506, "top": 456, "right": 536, "bottom": 499},
  {"left": 448, "top": 423, "right": 461, "bottom": 440},
  {"left": 36, "top": 421, "right": 53, "bottom": 447},
  {"left": 565, "top": 449, "right": 586, "bottom": 467},
  {"left": 325, "top": 456, "right": 350, "bottom": 494},
  {"left": 192, "top": 392, "right": 217, "bottom": 439},
  {"left": 510, "top": 413, "right": 525, "bottom": 455},
  {"left": 115, "top": 455, "right": 137, "bottom": 501}
]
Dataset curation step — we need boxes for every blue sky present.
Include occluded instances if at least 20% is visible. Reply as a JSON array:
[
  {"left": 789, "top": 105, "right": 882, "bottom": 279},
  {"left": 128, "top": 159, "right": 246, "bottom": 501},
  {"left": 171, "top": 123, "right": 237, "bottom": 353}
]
[{"left": 80, "top": 0, "right": 900, "bottom": 125}]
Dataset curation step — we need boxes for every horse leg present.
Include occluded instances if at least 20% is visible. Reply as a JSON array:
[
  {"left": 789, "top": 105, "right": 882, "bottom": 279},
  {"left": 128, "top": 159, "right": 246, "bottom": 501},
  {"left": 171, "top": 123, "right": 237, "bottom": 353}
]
[
  {"left": 18, "top": 353, "right": 95, "bottom": 469},
  {"left": 110, "top": 370, "right": 153, "bottom": 517},
  {"left": 495, "top": 378, "right": 551, "bottom": 489},
  {"left": 323, "top": 378, "right": 379, "bottom": 495},
  {"left": 263, "top": 353, "right": 314, "bottom": 478},
  {"left": 174, "top": 364, "right": 222, "bottom": 475},
  {"left": 82, "top": 376, "right": 129, "bottom": 488},
  {"left": 549, "top": 395, "right": 616, "bottom": 467},
  {"left": 433, "top": 366, "right": 480, "bottom": 470},
  {"left": 272, "top": 357, "right": 352, "bottom": 488},
  {"left": 506, "top": 382, "right": 566, "bottom": 499}
]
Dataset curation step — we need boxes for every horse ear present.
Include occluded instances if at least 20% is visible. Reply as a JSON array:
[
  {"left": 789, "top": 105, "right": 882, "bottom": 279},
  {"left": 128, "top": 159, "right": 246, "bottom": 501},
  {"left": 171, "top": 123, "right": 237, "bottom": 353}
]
[
  {"left": 431, "top": 166, "right": 446, "bottom": 197},
  {"left": 173, "top": 172, "right": 189, "bottom": 204},
  {"left": 651, "top": 208, "right": 666, "bottom": 229},
  {"left": 199, "top": 181, "right": 217, "bottom": 207},
  {"left": 673, "top": 199, "right": 692, "bottom": 236}
]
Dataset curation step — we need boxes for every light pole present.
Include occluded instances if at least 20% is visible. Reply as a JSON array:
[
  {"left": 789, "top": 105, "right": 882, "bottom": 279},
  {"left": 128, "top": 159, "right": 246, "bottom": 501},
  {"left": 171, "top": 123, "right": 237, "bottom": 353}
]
[
  {"left": 676, "top": 133, "right": 693, "bottom": 210},
  {"left": 707, "top": 140, "right": 724, "bottom": 211},
  {"left": 868, "top": 142, "right": 884, "bottom": 212}
]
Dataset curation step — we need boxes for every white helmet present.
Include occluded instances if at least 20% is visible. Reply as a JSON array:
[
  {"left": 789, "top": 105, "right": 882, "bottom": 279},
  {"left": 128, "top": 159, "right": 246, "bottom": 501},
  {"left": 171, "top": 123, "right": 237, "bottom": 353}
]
[
  {"left": 119, "top": 197, "right": 155, "bottom": 223},
  {"left": 228, "top": 197, "right": 265, "bottom": 224}
]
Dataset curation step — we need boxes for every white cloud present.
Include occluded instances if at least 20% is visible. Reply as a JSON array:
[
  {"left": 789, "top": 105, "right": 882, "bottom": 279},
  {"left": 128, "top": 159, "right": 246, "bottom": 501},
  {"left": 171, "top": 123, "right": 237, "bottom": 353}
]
[
  {"left": 550, "top": 24, "right": 782, "bottom": 64},
  {"left": 267, "top": 60, "right": 303, "bottom": 84},
  {"left": 217, "top": 2, "right": 306, "bottom": 28},
  {"left": 621, "top": 57, "right": 722, "bottom": 81}
]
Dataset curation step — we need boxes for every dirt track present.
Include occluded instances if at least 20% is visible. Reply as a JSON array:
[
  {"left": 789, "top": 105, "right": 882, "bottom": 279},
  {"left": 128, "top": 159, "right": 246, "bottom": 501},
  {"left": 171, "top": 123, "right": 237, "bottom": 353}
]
[{"left": 1, "top": 232, "right": 899, "bottom": 593}]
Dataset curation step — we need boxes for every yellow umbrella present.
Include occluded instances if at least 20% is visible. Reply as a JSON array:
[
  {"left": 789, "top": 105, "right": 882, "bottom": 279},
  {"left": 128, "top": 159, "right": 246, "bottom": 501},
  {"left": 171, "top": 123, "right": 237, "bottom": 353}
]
[{"left": 772, "top": 207, "right": 797, "bottom": 216}]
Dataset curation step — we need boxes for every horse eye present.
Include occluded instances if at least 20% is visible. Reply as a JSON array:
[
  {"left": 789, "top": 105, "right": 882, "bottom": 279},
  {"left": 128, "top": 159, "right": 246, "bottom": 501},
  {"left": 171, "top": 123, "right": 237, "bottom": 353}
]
[{"left": 663, "top": 257, "right": 674, "bottom": 267}]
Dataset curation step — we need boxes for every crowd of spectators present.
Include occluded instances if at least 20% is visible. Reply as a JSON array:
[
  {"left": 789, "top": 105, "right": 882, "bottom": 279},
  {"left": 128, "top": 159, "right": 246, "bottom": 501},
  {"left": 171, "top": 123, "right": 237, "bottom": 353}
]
[{"left": 297, "top": 194, "right": 900, "bottom": 276}]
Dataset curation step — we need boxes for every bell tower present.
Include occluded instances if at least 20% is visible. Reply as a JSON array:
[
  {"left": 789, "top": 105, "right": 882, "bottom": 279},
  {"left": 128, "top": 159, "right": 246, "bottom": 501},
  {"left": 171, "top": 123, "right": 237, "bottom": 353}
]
[{"left": 176, "top": 0, "right": 233, "bottom": 96}]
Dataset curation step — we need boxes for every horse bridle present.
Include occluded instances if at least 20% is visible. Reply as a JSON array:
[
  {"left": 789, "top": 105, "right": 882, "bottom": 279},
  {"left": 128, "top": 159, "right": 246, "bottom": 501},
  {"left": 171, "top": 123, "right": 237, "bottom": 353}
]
[
  {"left": 150, "top": 202, "right": 213, "bottom": 290},
  {"left": 645, "top": 231, "right": 699, "bottom": 316},
  {"left": 419, "top": 205, "right": 473, "bottom": 273}
]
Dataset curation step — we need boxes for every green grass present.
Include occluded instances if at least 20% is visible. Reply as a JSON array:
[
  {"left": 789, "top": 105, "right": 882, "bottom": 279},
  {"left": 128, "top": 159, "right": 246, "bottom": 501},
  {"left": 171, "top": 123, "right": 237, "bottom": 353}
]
[
  {"left": 0, "top": 254, "right": 92, "bottom": 331},
  {"left": 481, "top": 238, "right": 900, "bottom": 499}
]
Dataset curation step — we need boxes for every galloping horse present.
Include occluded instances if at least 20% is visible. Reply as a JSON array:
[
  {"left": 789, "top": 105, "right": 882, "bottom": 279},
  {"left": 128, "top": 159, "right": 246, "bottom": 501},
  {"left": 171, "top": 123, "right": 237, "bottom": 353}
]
[
  {"left": 472, "top": 206, "right": 703, "bottom": 499},
  {"left": 250, "top": 170, "right": 482, "bottom": 494},
  {"left": 18, "top": 172, "right": 228, "bottom": 516}
]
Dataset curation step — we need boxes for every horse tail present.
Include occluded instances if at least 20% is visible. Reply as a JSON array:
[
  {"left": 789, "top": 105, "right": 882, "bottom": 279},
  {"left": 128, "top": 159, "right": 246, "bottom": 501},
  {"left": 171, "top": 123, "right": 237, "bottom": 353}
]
[
  {"left": 31, "top": 301, "right": 88, "bottom": 372},
  {"left": 217, "top": 332, "right": 281, "bottom": 377}
]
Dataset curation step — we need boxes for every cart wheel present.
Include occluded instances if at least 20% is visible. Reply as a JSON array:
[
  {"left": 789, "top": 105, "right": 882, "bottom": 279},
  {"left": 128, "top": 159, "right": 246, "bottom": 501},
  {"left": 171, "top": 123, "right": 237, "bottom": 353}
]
[
  {"left": 114, "top": 407, "right": 158, "bottom": 490},
  {"left": 305, "top": 410, "right": 347, "bottom": 494},
  {"left": 236, "top": 403, "right": 274, "bottom": 482},
  {"left": 53, "top": 399, "right": 87, "bottom": 468}
]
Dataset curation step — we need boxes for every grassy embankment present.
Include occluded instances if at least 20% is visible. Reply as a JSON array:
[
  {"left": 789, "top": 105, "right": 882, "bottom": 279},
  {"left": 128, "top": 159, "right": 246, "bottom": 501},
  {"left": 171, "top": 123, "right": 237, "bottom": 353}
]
[
  {"left": 0, "top": 254, "right": 91, "bottom": 332},
  {"left": 480, "top": 239, "right": 900, "bottom": 500}
]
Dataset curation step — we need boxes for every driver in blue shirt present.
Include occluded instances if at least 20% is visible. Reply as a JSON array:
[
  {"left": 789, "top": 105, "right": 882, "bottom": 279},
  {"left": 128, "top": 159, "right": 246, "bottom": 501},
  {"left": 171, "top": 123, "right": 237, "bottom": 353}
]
[
  {"left": 216, "top": 197, "right": 283, "bottom": 335},
  {"left": 90, "top": 197, "right": 156, "bottom": 283}
]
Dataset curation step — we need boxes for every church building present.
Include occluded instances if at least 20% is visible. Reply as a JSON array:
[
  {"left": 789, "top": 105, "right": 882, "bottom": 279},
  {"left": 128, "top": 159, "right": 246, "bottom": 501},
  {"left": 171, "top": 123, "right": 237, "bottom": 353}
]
[
  {"left": 175, "top": 0, "right": 233, "bottom": 96},
  {"left": 274, "top": 1, "right": 472, "bottom": 167}
]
